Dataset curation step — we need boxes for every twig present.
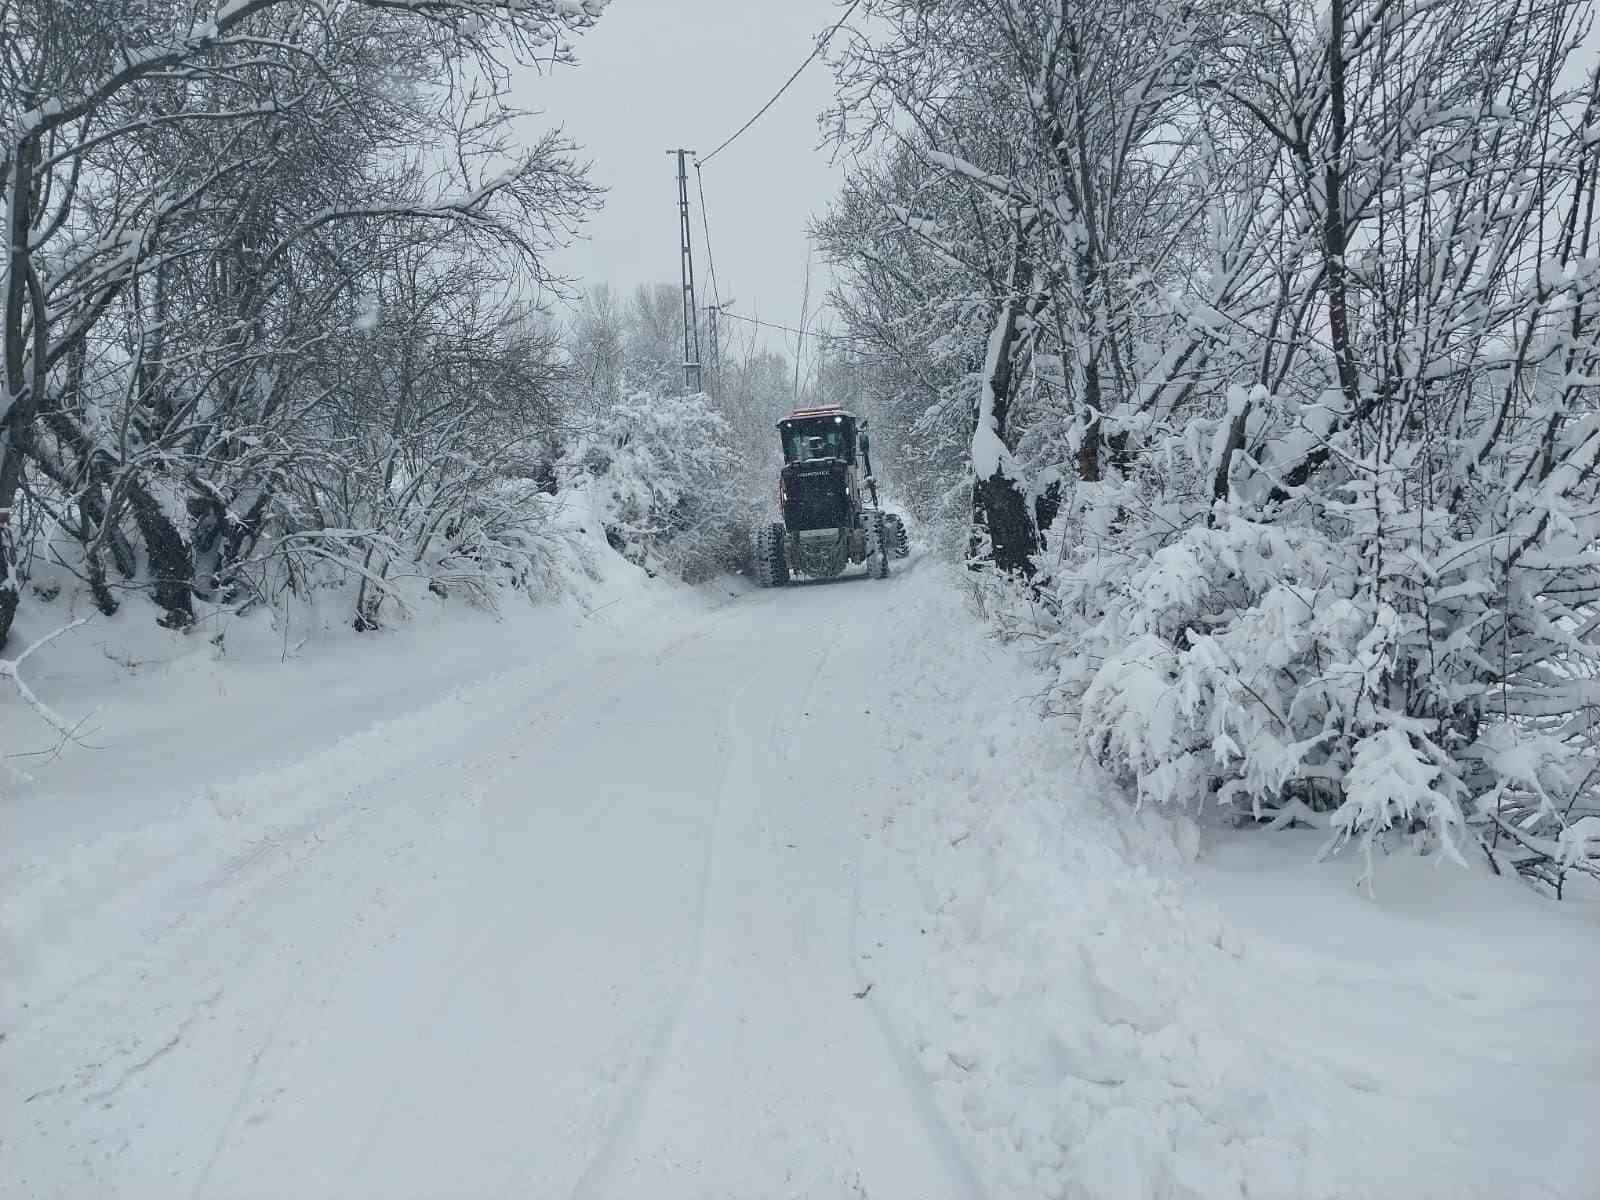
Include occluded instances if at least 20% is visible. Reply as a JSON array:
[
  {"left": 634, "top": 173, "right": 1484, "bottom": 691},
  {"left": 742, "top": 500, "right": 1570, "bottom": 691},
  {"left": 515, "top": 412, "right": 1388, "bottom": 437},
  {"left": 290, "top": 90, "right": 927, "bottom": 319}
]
[
  {"left": 1, "top": 619, "right": 89, "bottom": 743},
  {"left": 1479, "top": 835, "right": 1503, "bottom": 877},
  {"left": 579, "top": 596, "right": 624, "bottom": 620}
]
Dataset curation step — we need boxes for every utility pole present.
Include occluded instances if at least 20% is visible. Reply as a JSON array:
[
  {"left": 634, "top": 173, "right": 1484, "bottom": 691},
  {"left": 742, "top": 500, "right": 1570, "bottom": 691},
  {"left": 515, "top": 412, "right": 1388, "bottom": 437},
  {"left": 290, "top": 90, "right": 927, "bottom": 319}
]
[
  {"left": 702, "top": 299, "right": 733, "bottom": 397},
  {"left": 667, "top": 149, "right": 702, "bottom": 393},
  {"left": 704, "top": 303, "right": 719, "bottom": 385}
]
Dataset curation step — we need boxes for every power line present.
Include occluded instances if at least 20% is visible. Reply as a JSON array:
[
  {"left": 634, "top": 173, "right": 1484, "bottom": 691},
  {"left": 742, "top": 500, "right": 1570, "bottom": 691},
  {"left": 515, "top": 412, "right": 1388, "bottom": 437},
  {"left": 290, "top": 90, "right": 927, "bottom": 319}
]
[
  {"left": 719, "top": 309, "right": 869, "bottom": 343},
  {"left": 721, "top": 311, "right": 816, "bottom": 337},
  {"left": 693, "top": 160, "right": 721, "bottom": 310},
  {"left": 697, "top": 0, "right": 864, "bottom": 167}
]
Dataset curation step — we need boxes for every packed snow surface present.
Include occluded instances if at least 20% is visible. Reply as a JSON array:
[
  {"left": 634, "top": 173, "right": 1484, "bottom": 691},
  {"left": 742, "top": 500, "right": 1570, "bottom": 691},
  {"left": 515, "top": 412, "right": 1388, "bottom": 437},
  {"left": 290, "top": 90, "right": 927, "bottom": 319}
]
[{"left": 4, "top": 553, "right": 1597, "bottom": 1198}]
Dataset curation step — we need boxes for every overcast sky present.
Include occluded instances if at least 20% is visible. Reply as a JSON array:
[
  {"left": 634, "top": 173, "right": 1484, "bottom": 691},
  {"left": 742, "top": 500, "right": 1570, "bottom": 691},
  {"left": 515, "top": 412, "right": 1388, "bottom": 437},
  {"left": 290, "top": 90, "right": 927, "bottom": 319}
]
[{"left": 515, "top": 1, "right": 851, "bottom": 354}]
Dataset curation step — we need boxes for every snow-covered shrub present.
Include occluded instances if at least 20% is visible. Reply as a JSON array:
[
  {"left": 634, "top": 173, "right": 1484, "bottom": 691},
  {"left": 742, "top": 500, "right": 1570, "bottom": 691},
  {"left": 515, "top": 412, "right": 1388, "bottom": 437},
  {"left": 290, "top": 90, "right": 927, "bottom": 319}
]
[
  {"left": 419, "top": 477, "right": 596, "bottom": 606},
  {"left": 560, "top": 391, "right": 747, "bottom": 582},
  {"left": 1047, "top": 443, "right": 1600, "bottom": 893}
]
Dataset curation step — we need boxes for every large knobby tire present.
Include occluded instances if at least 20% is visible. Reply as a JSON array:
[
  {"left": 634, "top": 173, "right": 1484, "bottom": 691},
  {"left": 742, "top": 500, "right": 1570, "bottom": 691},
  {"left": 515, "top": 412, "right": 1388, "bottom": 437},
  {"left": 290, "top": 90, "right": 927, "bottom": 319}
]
[
  {"left": 754, "top": 521, "right": 789, "bottom": 587},
  {"left": 865, "top": 512, "right": 890, "bottom": 579},
  {"left": 883, "top": 513, "right": 910, "bottom": 559}
]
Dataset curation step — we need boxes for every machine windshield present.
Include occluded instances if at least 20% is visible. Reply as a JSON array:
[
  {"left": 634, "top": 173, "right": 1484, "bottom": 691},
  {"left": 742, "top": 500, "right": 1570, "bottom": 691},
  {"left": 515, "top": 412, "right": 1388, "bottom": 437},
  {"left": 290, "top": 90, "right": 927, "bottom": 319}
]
[{"left": 780, "top": 415, "right": 855, "bottom": 464}]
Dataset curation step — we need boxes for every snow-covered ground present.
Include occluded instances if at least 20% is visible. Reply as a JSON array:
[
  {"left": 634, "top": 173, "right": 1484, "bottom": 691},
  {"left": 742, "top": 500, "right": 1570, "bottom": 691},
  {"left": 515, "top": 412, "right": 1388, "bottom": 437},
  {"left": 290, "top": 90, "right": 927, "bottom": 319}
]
[
  {"left": 857, "top": 596, "right": 1600, "bottom": 1200},
  {"left": 4, "top": 544, "right": 1598, "bottom": 1198}
]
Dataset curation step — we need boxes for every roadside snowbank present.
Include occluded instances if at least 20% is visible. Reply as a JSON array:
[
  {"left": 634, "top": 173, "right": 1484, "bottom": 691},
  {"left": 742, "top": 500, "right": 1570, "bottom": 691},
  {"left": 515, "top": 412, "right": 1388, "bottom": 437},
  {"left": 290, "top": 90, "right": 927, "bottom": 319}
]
[{"left": 856, "top": 574, "right": 1600, "bottom": 1200}]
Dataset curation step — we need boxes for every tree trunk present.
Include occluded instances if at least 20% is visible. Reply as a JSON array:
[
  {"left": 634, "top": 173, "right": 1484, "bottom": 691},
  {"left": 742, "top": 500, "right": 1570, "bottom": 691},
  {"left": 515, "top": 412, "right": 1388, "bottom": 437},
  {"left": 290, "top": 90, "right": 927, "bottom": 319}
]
[
  {"left": 1213, "top": 404, "right": 1250, "bottom": 503},
  {"left": 971, "top": 215, "right": 1040, "bottom": 576},
  {"left": 1034, "top": 476, "right": 1063, "bottom": 546},
  {"left": 0, "top": 137, "right": 40, "bottom": 649},
  {"left": 125, "top": 476, "right": 195, "bottom": 628},
  {"left": 1275, "top": 4, "right": 1361, "bottom": 497},
  {"left": 976, "top": 473, "right": 1038, "bottom": 574}
]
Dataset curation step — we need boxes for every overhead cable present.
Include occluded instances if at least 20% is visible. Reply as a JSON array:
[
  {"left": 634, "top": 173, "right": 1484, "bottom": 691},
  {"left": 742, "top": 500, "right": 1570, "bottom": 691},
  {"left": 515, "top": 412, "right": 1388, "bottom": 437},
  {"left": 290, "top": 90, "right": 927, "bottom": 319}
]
[
  {"left": 693, "top": 160, "right": 722, "bottom": 310},
  {"left": 697, "top": 0, "right": 864, "bottom": 167},
  {"left": 719, "top": 310, "right": 869, "bottom": 342}
]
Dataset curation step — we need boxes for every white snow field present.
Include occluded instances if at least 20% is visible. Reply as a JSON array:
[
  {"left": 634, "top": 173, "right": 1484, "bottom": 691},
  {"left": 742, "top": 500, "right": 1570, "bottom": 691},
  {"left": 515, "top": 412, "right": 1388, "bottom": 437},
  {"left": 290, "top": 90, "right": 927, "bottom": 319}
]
[{"left": 4, "top": 550, "right": 1598, "bottom": 1199}]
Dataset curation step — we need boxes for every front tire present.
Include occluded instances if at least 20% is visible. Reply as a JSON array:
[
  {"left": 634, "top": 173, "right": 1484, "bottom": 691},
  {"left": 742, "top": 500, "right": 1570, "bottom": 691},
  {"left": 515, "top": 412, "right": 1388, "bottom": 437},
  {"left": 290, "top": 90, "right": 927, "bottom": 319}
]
[
  {"left": 883, "top": 513, "right": 909, "bottom": 558},
  {"left": 865, "top": 512, "right": 890, "bottom": 579},
  {"left": 754, "top": 521, "right": 789, "bottom": 587}
]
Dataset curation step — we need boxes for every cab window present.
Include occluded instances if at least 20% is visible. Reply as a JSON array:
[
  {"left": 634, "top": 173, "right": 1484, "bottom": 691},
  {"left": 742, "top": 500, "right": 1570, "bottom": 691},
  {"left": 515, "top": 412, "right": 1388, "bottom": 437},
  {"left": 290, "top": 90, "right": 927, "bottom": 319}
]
[{"left": 780, "top": 417, "right": 854, "bottom": 464}]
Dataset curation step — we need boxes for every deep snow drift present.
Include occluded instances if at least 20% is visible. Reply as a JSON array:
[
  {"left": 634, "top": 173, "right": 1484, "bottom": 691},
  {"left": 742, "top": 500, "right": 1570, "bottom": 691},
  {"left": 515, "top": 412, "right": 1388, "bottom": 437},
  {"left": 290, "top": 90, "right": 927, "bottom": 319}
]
[{"left": 4, "top": 540, "right": 1597, "bottom": 1198}]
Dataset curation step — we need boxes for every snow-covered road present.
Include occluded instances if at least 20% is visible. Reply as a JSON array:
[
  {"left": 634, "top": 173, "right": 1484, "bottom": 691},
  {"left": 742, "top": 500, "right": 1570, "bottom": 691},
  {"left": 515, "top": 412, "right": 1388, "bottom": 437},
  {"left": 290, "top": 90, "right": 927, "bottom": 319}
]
[
  {"left": 8, "top": 552, "right": 1600, "bottom": 1199},
  {"left": 5, "top": 558, "right": 982, "bottom": 1198}
]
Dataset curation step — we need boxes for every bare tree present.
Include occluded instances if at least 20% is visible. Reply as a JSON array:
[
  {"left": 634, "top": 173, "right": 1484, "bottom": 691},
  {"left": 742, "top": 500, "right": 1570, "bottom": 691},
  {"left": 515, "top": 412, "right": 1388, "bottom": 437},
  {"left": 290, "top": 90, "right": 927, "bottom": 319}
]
[
  {"left": 824, "top": 0, "right": 1600, "bottom": 887},
  {"left": 825, "top": 0, "right": 1224, "bottom": 572},
  {"left": 1, "top": 0, "right": 605, "bottom": 646}
]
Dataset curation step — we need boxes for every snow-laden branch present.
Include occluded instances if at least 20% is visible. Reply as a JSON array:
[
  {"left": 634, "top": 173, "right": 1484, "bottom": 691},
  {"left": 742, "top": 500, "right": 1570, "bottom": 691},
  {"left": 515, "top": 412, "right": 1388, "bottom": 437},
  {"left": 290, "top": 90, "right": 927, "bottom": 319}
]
[{"left": 9, "top": 0, "right": 604, "bottom": 144}]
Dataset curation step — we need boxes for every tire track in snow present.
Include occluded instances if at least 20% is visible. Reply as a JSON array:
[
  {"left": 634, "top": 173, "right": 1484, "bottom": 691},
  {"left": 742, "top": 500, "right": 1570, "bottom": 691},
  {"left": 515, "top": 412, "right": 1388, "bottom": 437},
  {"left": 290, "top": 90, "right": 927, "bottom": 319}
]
[
  {"left": 582, "top": 570, "right": 982, "bottom": 1198},
  {"left": 335, "top": 614, "right": 763, "bottom": 1197},
  {"left": 566, "top": 596, "right": 850, "bottom": 1195},
  {"left": 834, "top": 567, "right": 989, "bottom": 1200},
  {"left": 566, "top": 671, "right": 762, "bottom": 1200},
  {"left": 74, "top": 611, "right": 744, "bottom": 1198},
  {"left": 7, "top": 586, "right": 764, "bottom": 1199}
]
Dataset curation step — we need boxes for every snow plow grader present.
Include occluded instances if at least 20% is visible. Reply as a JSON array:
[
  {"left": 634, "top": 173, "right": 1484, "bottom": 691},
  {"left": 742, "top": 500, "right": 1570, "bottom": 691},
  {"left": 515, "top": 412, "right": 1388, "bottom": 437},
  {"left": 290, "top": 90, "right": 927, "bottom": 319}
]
[{"left": 753, "top": 406, "right": 909, "bottom": 587}]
